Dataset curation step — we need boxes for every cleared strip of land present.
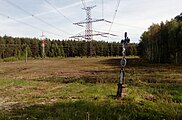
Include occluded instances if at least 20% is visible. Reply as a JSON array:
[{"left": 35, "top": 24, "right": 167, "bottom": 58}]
[{"left": 0, "top": 57, "right": 181, "bottom": 119}]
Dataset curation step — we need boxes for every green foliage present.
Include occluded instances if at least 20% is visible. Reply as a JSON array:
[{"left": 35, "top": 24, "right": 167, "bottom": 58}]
[
  {"left": 0, "top": 36, "right": 138, "bottom": 59},
  {"left": 1, "top": 99, "right": 181, "bottom": 120},
  {"left": 138, "top": 13, "right": 182, "bottom": 64},
  {"left": 3, "top": 57, "right": 19, "bottom": 62},
  {"left": 175, "top": 12, "right": 182, "bottom": 21},
  {"left": 0, "top": 57, "right": 181, "bottom": 119}
]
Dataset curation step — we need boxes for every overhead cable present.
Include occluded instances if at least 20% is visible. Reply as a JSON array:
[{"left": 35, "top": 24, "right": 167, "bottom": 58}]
[
  {"left": 44, "top": 0, "right": 74, "bottom": 24},
  {"left": 3, "top": 0, "right": 70, "bottom": 35},
  {"left": 81, "top": 0, "right": 86, "bottom": 8},
  {"left": 108, "top": 0, "right": 121, "bottom": 33},
  {"left": 0, "top": 13, "right": 62, "bottom": 37},
  {"left": 102, "top": 0, "right": 104, "bottom": 18},
  {"left": 113, "top": 22, "right": 146, "bottom": 29}
]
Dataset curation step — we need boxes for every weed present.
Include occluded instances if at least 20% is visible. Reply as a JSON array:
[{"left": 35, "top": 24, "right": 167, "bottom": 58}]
[{"left": 0, "top": 57, "right": 181, "bottom": 119}]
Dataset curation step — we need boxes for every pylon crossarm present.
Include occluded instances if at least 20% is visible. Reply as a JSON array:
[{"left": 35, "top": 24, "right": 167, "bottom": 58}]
[{"left": 74, "top": 19, "right": 104, "bottom": 25}]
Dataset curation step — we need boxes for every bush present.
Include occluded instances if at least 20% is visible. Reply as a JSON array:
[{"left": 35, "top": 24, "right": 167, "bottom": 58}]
[{"left": 3, "top": 57, "right": 19, "bottom": 62}]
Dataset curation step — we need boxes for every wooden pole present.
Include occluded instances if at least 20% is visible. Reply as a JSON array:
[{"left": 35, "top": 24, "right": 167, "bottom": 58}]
[{"left": 25, "top": 45, "right": 28, "bottom": 63}]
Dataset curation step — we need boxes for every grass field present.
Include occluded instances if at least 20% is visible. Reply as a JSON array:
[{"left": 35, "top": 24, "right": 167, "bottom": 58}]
[{"left": 0, "top": 57, "right": 182, "bottom": 120}]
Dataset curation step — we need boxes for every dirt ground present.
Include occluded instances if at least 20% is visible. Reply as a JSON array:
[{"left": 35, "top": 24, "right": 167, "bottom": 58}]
[{"left": 0, "top": 57, "right": 181, "bottom": 113}]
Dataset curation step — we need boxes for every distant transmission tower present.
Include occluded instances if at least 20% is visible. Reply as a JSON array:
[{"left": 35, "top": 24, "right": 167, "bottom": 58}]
[
  {"left": 83, "top": 5, "right": 95, "bottom": 41},
  {"left": 40, "top": 32, "right": 46, "bottom": 58},
  {"left": 71, "top": 5, "right": 104, "bottom": 56},
  {"left": 84, "top": 5, "right": 95, "bottom": 56},
  {"left": 70, "top": 3, "right": 117, "bottom": 56}
]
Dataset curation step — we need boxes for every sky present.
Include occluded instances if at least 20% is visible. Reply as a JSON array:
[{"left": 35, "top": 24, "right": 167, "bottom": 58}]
[{"left": 0, "top": 0, "right": 181, "bottom": 43}]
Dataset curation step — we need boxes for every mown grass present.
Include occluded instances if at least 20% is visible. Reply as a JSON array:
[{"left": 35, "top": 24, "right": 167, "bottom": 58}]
[{"left": 0, "top": 57, "right": 181, "bottom": 120}]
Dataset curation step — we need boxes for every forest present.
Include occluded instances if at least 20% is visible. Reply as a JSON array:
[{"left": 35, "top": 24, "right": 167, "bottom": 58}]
[
  {"left": 0, "top": 36, "right": 137, "bottom": 59},
  {"left": 138, "top": 13, "right": 182, "bottom": 64},
  {"left": 1, "top": 13, "right": 182, "bottom": 65}
]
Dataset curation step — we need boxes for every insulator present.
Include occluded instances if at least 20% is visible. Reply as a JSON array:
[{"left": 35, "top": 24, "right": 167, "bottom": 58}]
[{"left": 120, "top": 58, "right": 127, "bottom": 67}]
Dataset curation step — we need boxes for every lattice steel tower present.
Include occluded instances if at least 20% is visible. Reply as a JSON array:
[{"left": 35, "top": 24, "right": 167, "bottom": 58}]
[
  {"left": 83, "top": 5, "right": 95, "bottom": 41},
  {"left": 71, "top": 5, "right": 115, "bottom": 56},
  {"left": 72, "top": 5, "right": 105, "bottom": 40}
]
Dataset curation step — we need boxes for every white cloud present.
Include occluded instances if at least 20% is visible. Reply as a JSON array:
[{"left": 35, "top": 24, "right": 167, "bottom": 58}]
[{"left": 0, "top": 0, "right": 181, "bottom": 43}]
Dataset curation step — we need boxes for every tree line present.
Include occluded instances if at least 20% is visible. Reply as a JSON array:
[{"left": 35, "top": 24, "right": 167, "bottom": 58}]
[
  {"left": 138, "top": 13, "right": 182, "bottom": 64},
  {"left": 0, "top": 35, "right": 137, "bottom": 59}
]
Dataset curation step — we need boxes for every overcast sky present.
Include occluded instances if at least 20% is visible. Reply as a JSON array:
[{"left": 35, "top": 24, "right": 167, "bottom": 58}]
[{"left": 0, "top": 0, "right": 181, "bottom": 43}]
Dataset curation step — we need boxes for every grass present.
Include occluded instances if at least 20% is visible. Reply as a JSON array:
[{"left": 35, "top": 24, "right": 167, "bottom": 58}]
[{"left": 0, "top": 57, "right": 181, "bottom": 120}]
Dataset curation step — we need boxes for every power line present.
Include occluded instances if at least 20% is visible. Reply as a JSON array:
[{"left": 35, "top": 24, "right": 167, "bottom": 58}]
[
  {"left": 112, "top": 22, "right": 146, "bottom": 29},
  {"left": 93, "top": 27, "right": 141, "bottom": 37},
  {"left": 0, "top": 0, "right": 92, "bottom": 25},
  {"left": 108, "top": 0, "right": 121, "bottom": 33},
  {"left": 0, "top": 13, "right": 62, "bottom": 37},
  {"left": 102, "top": 0, "right": 104, "bottom": 19},
  {"left": 103, "top": 20, "right": 146, "bottom": 29},
  {"left": 3, "top": 0, "right": 71, "bottom": 35},
  {"left": 44, "top": 0, "right": 74, "bottom": 24},
  {"left": 81, "top": 0, "right": 86, "bottom": 9}
]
